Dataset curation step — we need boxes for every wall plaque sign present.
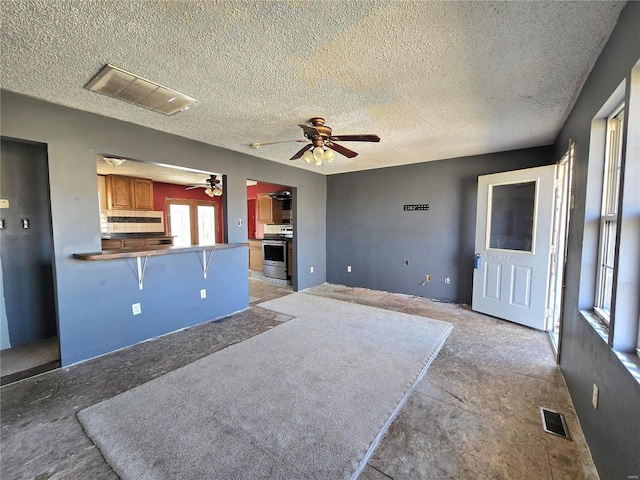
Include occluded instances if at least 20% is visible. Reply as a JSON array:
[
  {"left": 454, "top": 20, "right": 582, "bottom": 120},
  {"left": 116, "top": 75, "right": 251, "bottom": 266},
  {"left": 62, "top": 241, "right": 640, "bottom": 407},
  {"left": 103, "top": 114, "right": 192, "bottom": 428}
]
[{"left": 403, "top": 204, "right": 429, "bottom": 211}]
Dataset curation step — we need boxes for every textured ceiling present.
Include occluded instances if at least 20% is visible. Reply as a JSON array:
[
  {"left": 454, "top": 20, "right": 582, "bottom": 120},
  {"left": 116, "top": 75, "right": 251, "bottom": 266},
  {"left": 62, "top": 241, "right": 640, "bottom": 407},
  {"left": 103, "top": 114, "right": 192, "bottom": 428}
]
[{"left": 1, "top": 0, "right": 626, "bottom": 175}]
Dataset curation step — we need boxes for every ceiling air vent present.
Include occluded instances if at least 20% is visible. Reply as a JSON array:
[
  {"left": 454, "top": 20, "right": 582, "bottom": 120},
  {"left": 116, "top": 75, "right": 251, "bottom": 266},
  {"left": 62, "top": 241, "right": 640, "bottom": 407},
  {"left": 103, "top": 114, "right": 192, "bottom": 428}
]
[{"left": 85, "top": 64, "right": 200, "bottom": 116}]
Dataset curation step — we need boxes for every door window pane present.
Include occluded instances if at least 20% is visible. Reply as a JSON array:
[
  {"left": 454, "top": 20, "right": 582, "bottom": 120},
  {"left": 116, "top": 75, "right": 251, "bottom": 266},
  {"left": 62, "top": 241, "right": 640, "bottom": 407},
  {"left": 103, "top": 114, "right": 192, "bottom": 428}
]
[
  {"left": 197, "top": 205, "right": 216, "bottom": 245},
  {"left": 488, "top": 181, "right": 536, "bottom": 252},
  {"left": 170, "top": 204, "right": 191, "bottom": 247}
]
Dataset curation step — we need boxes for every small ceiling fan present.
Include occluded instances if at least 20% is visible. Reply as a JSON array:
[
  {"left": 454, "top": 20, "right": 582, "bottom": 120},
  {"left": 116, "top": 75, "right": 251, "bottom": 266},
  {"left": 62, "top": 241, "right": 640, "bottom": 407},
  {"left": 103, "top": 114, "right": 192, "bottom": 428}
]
[
  {"left": 251, "top": 117, "right": 380, "bottom": 165},
  {"left": 186, "top": 174, "right": 223, "bottom": 197}
]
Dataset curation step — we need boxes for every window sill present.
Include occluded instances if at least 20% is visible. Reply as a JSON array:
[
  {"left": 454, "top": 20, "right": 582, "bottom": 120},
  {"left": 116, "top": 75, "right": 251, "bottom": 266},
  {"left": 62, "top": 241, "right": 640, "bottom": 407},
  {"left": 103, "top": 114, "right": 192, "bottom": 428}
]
[
  {"left": 580, "top": 310, "right": 610, "bottom": 344},
  {"left": 580, "top": 310, "right": 640, "bottom": 388}
]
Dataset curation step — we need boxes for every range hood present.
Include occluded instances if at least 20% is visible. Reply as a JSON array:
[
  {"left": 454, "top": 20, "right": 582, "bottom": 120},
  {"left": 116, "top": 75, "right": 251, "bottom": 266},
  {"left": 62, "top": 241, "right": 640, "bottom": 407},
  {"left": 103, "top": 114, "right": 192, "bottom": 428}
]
[{"left": 268, "top": 190, "right": 291, "bottom": 200}]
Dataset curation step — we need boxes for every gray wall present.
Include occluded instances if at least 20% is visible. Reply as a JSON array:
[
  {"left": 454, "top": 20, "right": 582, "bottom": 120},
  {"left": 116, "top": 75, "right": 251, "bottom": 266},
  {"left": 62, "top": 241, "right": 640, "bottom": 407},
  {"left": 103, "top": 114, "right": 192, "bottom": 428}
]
[
  {"left": 326, "top": 147, "right": 553, "bottom": 304},
  {"left": 553, "top": 2, "right": 640, "bottom": 478},
  {"left": 0, "top": 91, "right": 327, "bottom": 366}
]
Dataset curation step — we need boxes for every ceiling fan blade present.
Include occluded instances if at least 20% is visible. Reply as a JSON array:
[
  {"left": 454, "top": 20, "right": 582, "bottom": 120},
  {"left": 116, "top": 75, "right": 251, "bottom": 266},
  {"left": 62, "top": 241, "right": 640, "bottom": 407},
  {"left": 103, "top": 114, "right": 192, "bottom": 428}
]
[
  {"left": 326, "top": 141, "right": 358, "bottom": 158},
  {"left": 290, "top": 143, "right": 312, "bottom": 160},
  {"left": 251, "top": 139, "right": 306, "bottom": 148},
  {"left": 299, "top": 124, "right": 321, "bottom": 139},
  {"left": 329, "top": 134, "right": 380, "bottom": 142},
  {"left": 186, "top": 185, "right": 205, "bottom": 190}
]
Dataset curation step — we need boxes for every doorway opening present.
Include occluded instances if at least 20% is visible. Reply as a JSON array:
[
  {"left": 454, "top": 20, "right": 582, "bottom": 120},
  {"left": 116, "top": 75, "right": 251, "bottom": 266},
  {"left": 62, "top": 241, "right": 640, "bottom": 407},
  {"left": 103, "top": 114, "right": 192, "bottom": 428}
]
[
  {"left": 0, "top": 138, "right": 59, "bottom": 385},
  {"left": 247, "top": 180, "right": 295, "bottom": 289}
]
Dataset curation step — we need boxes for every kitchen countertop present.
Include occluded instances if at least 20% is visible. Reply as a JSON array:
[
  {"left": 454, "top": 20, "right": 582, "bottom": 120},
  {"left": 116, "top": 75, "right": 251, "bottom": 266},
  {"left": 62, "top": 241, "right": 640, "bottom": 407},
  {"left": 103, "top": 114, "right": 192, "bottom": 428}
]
[
  {"left": 101, "top": 233, "right": 174, "bottom": 239},
  {"left": 74, "top": 242, "right": 248, "bottom": 261}
]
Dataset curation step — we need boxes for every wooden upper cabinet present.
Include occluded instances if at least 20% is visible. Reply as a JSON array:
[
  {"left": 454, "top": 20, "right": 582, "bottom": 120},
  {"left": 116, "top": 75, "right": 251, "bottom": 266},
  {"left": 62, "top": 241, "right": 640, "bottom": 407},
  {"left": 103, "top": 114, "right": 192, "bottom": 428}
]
[
  {"left": 132, "top": 177, "right": 154, "bottom": 210},
  {"left": 106, "top": 175, "right": 133, "bottom": 209},
  {"left": 257, "top": 193, "right": 282, "bottom": 224},
  {"left": 106, "top": 175, "right": 154, "bottom": 210}
]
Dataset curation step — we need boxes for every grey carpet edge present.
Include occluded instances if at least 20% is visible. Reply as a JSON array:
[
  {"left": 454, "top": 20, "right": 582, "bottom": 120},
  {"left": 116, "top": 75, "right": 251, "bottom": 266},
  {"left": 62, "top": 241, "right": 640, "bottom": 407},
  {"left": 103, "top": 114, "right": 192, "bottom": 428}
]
[{"left": 350, "top": 322, "right": 453, "bottom": 480}]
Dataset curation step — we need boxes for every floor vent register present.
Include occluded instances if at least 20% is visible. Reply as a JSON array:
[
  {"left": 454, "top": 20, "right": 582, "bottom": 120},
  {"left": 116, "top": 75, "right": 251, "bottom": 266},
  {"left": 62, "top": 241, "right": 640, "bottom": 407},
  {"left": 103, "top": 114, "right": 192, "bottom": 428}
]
[{"left": 540, "top": 407, "right": 571, "bottom": 440}]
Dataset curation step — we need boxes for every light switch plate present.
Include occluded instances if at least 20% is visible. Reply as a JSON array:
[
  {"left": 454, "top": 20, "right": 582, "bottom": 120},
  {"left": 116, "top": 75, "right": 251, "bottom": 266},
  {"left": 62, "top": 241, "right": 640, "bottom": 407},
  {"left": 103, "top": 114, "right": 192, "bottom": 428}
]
[{"left": 132, "top": 303, "right": 142, "bottom": 315}]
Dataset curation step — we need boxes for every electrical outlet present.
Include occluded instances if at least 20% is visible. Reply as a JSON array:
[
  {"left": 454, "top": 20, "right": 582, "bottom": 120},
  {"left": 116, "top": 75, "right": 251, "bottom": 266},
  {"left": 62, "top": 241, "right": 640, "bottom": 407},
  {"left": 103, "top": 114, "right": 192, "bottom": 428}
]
[
  {"left": 445, "top": 276, "right": 451, "bottom": 284},
  {"left": 426, "top": 275, "right": 431, "bottom": 282},
  {"left": 592, "top": 383, "right": 599, "bottom": 409},
  {"left": 404, "top": 259, "right": 409, "bottom": 266},
  {"left": 347, "top": 265, "right": 352, "bottom": 273},
  {"left": 310, "top": 266, "right": 314, "bottom": 273},
  {"left": 237, "top": 218, "right": 243, "bottom": 227},
  {"left": 200, "top": 289, "right": 207, "bottom": 299},
  {"left": 132, "top": 303, "right": 141, "bottom": 315}
]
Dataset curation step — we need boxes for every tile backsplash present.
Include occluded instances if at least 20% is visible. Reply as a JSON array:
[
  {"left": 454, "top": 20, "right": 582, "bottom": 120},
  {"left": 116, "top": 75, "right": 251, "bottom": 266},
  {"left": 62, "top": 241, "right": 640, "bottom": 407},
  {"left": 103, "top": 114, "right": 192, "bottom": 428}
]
[{"left": 101, "top": 209, "right": 164, "bottom": 234}]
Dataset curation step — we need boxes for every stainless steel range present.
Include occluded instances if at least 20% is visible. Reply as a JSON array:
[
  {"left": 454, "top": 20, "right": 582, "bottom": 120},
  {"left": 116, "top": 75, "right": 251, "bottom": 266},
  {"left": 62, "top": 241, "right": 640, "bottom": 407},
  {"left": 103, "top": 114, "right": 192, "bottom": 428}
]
[
  {"left": 262, "top": 239, "right": 287, "bottom": 279},
  {"left": 262, "top": 225, "right": 293, "bottom": 280}
]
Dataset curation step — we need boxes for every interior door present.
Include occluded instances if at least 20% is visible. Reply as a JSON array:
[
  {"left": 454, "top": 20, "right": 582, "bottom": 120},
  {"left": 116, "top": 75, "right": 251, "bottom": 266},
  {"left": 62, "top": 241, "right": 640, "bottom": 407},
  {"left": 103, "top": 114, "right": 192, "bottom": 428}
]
[{"left": 472, "top": 165, "right": 556, "bottom": 330}]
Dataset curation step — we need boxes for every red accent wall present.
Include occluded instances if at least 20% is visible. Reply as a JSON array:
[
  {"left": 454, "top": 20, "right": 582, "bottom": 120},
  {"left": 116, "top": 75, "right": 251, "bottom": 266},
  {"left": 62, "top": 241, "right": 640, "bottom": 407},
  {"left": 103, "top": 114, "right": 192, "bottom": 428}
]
[{"left": 153, "top": 181, "right": 224, "bottom": 239}]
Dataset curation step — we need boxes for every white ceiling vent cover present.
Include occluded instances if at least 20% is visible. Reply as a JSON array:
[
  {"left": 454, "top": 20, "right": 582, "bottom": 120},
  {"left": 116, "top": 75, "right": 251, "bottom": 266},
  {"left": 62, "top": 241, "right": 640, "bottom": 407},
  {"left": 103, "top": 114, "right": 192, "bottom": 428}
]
[{"left": 85, "top": 64, "right": 200, "bottom": 116}]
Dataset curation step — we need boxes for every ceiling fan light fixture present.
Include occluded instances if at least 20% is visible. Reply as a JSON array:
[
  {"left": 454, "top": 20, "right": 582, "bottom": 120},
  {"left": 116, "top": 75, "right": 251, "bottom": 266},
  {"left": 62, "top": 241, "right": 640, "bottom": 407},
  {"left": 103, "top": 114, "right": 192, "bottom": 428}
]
[
  {"left": 302, "top": 150, "right": 313, "bottom": 164},
  {"left": 313, "top": 146, "right": 324, "bottom": 163},
  {"left": 324, "top": 149, "right": 335, "bottom": 163},
  {"left": 205, "top": 187, "right": 214, "bottom": 197}
]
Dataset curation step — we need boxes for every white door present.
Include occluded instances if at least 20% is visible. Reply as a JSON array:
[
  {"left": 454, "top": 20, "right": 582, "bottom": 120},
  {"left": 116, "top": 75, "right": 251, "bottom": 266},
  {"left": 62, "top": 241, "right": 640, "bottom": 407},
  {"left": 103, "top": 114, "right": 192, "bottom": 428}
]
[{"left": 472, "top": 165, "right": 556, "bottom": 330}]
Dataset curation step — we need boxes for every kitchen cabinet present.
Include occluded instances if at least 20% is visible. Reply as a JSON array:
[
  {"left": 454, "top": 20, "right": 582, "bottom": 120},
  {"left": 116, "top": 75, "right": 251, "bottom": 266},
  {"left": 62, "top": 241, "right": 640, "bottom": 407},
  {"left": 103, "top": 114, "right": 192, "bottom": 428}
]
[
  {"left": 106, "top": 175, "right": 133, "bottom": 209},
  {"left": 257, "top": 193, "right": 282, "bottom": 224},
  {"left": 102, "top": 235, "right": 174, "bottom": 250},
  {"left": 287, "top": 241, "right": 292, "bottom": 277},
  {"left": 132, "top": 177, "right": 154, "bottom": 210},
  {"left": 248, "top": 239, "right": 263, "bottom": 271},
  {"left": 106, "top": 175, "right": 154, "bottom": 210}
]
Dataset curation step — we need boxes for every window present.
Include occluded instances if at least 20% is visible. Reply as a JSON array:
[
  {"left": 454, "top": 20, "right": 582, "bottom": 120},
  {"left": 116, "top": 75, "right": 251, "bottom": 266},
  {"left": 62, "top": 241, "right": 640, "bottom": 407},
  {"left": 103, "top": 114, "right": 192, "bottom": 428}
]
[
  {"left": 169, "top": 204, "right": 192, "bottom": 247},
  {"left": 594, "top": 104, "right": 624, "bottom": 324}
]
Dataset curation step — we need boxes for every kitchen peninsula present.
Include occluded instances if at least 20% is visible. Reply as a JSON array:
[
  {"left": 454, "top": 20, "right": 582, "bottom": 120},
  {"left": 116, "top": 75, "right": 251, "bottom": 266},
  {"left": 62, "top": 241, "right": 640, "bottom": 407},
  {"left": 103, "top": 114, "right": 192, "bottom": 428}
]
[{"left": 74, "top": 242, "right": 248, "bottom": 290}]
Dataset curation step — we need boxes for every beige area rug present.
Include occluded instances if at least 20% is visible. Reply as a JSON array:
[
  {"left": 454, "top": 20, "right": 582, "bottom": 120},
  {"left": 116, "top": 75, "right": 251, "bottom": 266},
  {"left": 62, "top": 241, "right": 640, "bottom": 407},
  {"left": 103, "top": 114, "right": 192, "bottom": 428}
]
[{"left": 78, "top": 293, "right": 452, "bottom": 479}]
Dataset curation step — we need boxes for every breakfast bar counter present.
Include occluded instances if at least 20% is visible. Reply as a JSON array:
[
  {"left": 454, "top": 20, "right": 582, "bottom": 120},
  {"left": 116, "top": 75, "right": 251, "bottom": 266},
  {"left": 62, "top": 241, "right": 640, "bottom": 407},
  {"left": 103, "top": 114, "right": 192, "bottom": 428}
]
[
  {"left": 73, "top": 243, "right": 248, "bottom": 290},
  {"left": 73, "top": 242, "right": 247, "bottom": 261}
]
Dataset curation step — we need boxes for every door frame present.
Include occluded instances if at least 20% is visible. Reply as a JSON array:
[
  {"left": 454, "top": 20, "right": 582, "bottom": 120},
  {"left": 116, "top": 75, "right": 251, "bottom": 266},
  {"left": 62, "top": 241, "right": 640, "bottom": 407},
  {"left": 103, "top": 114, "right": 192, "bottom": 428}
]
[
  {"left": 0, "top": 137, "right": 60, "bottom": 373},
  {"left": 546, "top": 142, "right": 575, "bottom": 360},
  {"left": 165, "top": 198, "right": 221, "bottom": 245}
]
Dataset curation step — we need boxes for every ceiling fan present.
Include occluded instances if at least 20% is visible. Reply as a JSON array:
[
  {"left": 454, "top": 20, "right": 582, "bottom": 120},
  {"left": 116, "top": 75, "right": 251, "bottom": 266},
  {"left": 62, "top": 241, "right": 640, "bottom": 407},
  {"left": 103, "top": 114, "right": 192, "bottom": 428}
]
[
  {"left": 251, "top": 117, "right": 380, "bottom": 165},
  {"left": 186, "top": 174, "right": 223, "bottom": 197}
]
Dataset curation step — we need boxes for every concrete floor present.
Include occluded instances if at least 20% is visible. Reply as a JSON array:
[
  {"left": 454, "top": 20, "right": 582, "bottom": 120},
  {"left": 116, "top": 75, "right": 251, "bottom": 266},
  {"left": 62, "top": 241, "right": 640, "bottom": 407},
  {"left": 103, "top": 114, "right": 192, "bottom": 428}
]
[
  {"left": 1, "top": 336, "right": 60, "bottom": 381},
  {"left": 0, "top": 280, "right": 597, "bottom": 479}
]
